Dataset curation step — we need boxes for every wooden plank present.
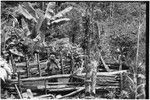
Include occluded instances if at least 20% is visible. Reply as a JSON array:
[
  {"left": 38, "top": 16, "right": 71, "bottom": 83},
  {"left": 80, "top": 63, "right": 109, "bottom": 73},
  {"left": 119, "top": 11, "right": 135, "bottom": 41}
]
[{"left": 10, "top": 70, "right": 126, "bottom": 82}]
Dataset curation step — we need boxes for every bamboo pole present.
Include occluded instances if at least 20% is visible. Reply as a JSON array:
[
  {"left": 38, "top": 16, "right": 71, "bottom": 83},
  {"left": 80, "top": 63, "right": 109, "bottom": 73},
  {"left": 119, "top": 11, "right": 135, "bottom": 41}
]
[
  {"left": 14, "top": 84, "right": 22, "bottom": 99},
  {"left": 47, "top": 82, "right": 83, "bottom": 85},
  {"left": 10, "top": 70, "right": 127, "bottom": 82}
]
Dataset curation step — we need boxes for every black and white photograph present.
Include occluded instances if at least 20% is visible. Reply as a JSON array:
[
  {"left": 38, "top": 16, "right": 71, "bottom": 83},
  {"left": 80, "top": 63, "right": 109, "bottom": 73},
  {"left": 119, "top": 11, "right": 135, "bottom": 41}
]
[{"left": 0, "top": 1, "right": 148, "bottom": 99}]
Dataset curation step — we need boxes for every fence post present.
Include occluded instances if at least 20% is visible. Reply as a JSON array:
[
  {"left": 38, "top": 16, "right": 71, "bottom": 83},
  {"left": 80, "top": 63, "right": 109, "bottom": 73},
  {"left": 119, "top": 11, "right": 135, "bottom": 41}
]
[
  {"left": 26, "top": 55, "right": 30, "bottom": 78},
  {"left": 60, "top": 52, "right": 64, "bottom": 74},
  {"left": 70, "top": 52, "right": 74, "bottom": 74},
  {"left": 18, "top": 72, "right": 22, "bottom": 93},
  {"left": 10, "top": 54, "right": 16, "bottom": 75},
  {"left": 37, "top": 53, "right": 41, "bottom": 77}
]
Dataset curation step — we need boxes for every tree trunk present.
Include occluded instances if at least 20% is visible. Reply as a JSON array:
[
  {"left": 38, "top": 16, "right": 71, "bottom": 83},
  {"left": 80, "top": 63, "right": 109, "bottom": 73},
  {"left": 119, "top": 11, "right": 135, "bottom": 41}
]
[
  {"left": 91, "top": 61, "right": 97, "bottom": 95},
  {"left": 82, "top": 13, "right": 91, "bottom": 96}
]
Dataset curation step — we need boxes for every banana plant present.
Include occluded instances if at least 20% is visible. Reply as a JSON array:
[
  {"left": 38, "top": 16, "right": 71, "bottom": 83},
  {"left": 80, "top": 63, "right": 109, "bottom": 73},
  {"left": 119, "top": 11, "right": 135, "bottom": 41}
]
[
  {"left": 16, "top": 2, "right": 73, "bottom": 44},
  {"left": 124, "top": 71, "right": 145, "bottom": 99}
]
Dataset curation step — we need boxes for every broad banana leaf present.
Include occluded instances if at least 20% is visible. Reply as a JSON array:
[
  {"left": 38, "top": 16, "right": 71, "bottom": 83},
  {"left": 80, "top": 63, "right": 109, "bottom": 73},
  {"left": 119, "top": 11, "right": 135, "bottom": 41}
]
[
  {"left": 51, "top": 18, "right": 70, "bottom": 24},
  {"left": 33, "top": 9, "right": 45, "bottom": 38},
  {"left": 44, "top": 2, "right": 55, "bottom": 19},
  {"left": 9, "top": 48, "right": 24, "bottom": 57},
  {"left": 23, "top": 2, "right": 39, "bottom": 19},
  {"left": 18, "top": 5, "right": 37, "bottom": 23},
  {"left": 52, "top": 6, "right": 73, "bottom": 20},
  {"left": 27, "top": 8, "right": 44, "bottom": 39},
  {"left": 21, "top": 18, "right": 31, "bottom": 37},
  {"left": 18, "top": 3, "right": 72, "bottom": 39}
]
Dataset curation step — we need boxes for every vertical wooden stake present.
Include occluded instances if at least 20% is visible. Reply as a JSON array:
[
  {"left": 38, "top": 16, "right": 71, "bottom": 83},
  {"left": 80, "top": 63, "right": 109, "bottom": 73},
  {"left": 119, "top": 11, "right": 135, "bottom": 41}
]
[
  {"left": 10, "top": 54, "right": 16, "bottom": 75},
  {"left": 18, "top": 72, "right": 22, "bottom": 93},
  {"left": 37, "top": 53, "right": 41, "bottom": 77},
  {"left": 44, "top": 79, "right": 47, "bottom": 94},
  {"left": 60, "top": 52, "right": 64, "bottom": 74},
  {"left": 26, "top": 55, "right": 30, "bottom": 78},
  {"left": 70, "top": 52, "right": 74, "bottom": 74},
  {"left": 35, "top": 53, "right": 38, "bottom": 62},
  {"left": 85, "top": 80, "right": 91, "bottom": 96},
  {"left": 119, "top": 55, "right": 123, "bottom": 93}
]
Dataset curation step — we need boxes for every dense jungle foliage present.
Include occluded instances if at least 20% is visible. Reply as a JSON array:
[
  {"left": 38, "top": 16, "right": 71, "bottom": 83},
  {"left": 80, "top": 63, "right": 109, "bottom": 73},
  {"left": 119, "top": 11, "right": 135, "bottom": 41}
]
[{"left": 0, "top": 1, "right": 147, "bottom": 99}]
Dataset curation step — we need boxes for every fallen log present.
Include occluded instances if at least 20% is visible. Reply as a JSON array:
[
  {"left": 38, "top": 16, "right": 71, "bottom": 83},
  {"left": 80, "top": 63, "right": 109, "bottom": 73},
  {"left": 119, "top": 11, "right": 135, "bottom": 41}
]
[
  {"left": 57, "top": 87, "right": 85, "bottom": 99},
  {"left": 99, "top": 52, "right": 111, "bottom": 72},
  {"left": 10, "top": 70, "right": 127, "bottom": 82}
]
